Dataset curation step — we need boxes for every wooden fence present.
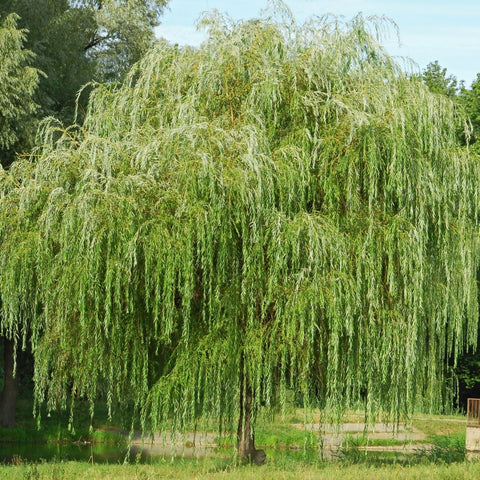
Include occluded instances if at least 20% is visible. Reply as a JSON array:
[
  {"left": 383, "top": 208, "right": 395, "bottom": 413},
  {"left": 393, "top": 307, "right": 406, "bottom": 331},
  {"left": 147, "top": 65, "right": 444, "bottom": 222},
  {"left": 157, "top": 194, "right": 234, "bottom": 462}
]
[{"left": 467, "top": 398, "right": 480, "bottom": 428}]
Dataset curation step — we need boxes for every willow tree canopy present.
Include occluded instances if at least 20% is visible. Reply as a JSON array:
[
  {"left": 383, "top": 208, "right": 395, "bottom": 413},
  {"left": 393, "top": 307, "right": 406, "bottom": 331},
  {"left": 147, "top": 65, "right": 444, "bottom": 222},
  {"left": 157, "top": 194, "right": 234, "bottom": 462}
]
[{"left": 1, "top": 2, "right": 479, "bottom": 441}]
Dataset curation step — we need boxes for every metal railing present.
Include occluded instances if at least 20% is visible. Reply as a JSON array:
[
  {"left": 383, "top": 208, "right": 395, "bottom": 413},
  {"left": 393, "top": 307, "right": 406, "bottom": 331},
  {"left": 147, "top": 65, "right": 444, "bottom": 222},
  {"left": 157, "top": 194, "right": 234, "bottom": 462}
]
[{"left": 467, "top": 398, "right": 480, "bottom": 427}]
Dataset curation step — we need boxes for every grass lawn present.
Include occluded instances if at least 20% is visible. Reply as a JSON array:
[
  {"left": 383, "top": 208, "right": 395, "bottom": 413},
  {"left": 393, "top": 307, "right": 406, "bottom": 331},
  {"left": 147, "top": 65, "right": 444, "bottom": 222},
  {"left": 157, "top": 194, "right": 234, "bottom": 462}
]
[{"left": 4, "top": 460, "right": 480, "bottom": 480}]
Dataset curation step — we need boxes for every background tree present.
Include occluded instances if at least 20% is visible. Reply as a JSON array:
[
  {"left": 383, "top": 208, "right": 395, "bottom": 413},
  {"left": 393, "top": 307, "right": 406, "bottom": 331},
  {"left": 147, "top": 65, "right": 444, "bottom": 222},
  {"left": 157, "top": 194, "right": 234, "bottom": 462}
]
[
  {"left": 1, "top": 5, "right": 479, "bottom": 459},
  {"left": 0, "top": 12, "right": 40, "bottom": 168},
  {"left": 455, "top": 74, "right": 480, "bottom": 407},
  {"left": 76, "top": 0, "right": 168, "bottom": 82},
  {"left": 0, "top": 0, "right": 169, "bottom": 165},
  {"left": 422, "top": 62, "right": 480, "bottom": 406},
  {"left": 422, "top": 60, "right": 460, "bottom": 99},
  {"left": 421, "top": 62, "right": 480, "bottom": 154},
  {"left": 0, "top": 12, "right": 40, "bottom": 428},
  {"left": 460, "top": 74, "right": 480, "bottom": 152},
  {"left": 0, "top": 0, "right": 168, "bottom": 427}
]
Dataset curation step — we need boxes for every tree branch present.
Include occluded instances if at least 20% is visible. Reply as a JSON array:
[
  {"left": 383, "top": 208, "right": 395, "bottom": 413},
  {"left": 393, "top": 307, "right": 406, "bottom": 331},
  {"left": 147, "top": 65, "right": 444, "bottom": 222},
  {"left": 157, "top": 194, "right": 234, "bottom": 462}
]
[{"left": 84, "top": 32, "right": 105, "bottom": 52}]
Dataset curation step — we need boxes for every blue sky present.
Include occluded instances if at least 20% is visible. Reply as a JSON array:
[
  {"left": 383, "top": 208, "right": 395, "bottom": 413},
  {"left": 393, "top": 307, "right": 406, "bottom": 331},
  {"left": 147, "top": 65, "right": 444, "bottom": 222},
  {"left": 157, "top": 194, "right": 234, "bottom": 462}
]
[{"left": 156, "top": 0, "right": 480, "bottom": 87}]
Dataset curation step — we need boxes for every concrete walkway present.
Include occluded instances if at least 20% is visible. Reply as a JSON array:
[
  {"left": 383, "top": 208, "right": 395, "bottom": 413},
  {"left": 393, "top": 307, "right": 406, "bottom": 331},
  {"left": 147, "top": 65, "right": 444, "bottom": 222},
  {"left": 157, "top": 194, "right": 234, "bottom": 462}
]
[
  {"left": 292, "top": 422, "right": 428, "bottom": 453},
  {"left": 127, "top": 422, "right": 430, "bottom": 457}
]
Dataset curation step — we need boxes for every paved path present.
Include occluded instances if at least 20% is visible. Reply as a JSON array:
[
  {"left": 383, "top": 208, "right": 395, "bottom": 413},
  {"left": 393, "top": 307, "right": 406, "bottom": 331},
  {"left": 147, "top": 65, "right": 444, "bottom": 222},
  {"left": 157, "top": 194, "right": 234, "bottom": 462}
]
[
  {"left": 292, "top": 422, "right": 429, "bottom": 453},
  {"left": 127, "top": 422, "right": 431, "bottom": 457}
]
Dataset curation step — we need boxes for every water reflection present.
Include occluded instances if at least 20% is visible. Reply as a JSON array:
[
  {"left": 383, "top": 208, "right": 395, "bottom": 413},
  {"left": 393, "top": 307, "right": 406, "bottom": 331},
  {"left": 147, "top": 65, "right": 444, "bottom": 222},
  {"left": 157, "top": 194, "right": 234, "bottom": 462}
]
[{"left": 0, "top": 442, "right": 130, "bottom": 465}]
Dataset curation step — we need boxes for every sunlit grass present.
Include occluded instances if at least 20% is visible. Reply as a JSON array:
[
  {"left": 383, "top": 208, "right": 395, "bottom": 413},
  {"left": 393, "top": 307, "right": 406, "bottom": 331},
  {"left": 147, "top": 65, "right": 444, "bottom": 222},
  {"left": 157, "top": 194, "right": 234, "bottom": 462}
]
[
  {"left": 412, "top": 417, "right": 466, "bottom": 438},
  {"left": 4, "top": 460, "right": 480, "bottom": 480}
]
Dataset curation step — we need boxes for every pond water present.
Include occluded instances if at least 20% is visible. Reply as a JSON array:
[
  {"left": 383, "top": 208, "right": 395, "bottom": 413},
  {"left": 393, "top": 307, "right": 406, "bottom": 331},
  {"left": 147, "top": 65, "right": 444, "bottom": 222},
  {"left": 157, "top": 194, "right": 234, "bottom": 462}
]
[
  {"left": 0, "top": 442, "right": 134, "bottom": 464},
  {"left": 0, "top": 440, "right": 433, "bottom": 466},
  {"left": 0, "top": 441, "right": 311, "bottom": 465},
  {"left": 0, "top": 443, "right": 330, "bottom": 466}
]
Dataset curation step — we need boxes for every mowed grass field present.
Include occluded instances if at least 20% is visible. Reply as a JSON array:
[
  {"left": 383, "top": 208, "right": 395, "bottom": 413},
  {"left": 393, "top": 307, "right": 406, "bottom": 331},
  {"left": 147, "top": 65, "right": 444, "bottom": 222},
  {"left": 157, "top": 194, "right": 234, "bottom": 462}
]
[{"left": 4, "top": 460, "right": 480, "bottom": 480}]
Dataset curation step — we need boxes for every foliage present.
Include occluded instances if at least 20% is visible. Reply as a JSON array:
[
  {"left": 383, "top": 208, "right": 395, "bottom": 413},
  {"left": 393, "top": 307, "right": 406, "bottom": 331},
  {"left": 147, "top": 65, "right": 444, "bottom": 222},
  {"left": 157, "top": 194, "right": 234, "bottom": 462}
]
[
  {"left": 421, "top": 62, "right": 480, "bottom": 154},
  {"left": 0, "top": 0, "right": 168, "bottom": 425},
  {"left": 1, "top": 2, "right": 479, "bottom": 443},
  {"left": 0, "top": 13, "right": 40, "bottom": 166},
  {"left": 254, "top": 423, "right": 317, "bottom": 450},
  {"left": 0, "top": 0, "right": 95, "bottom": 123},
  {"left": 421, "top": 63, "right": 480, "bottom": 397},
  {"left": 460, "top": 74, "right": 480, "bottom": 151},
  {"left": 76, "top": 0, "right": 169, "bottom": 82},
  {"left": 418, "top": 433, "right": 466, "bottom": 464},
  {"left": 422, "top": 61, "right": 460, "bottom": 98},
  {"left": 457, "top": 358, "right": 480, "bottom": 412},
  {"left": 454, "top": 351, "right": 480, "bottom": 407},
  {"left": 0, "top": 0, "right": 168, "bottom": 165}
]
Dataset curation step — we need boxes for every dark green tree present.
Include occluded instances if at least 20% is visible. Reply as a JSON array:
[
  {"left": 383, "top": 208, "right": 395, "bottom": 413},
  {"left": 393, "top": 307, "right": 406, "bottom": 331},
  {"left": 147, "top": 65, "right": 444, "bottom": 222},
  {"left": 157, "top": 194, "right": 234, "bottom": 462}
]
[
  {"left": 0, "top": 0, "right": 168, "bottom": 428},
  {"left": 0, "top": 12, "right": 40, "bottom": 428},
  {"left": 420, "top": 64, "right": 480, "bottom": 411},
  {"left": 421, "top": 62, "right": 480, "bottom": 151},
  {"left": 460, "top": 74, "right": 480, "bottom": 151},
  {"left": 0, "top": 0, "right": 168, "bottom": 163},
  {"left": 426, "top": 68, "right": 480, "bottom": 407},
  {"left": 422, "top": 61, "right": 460, "bottom": 98},
  {"left": 1, "top": 5, "right": 479, "bottom": 459},
  {"left": 76, "top": 0, "right": 168, "bottom": 82},
  {"left": 0, "top": 12, "right": 40, "bottom": 168},
  {"left": 1, "top": 1, "right": 95, "bottom": 123}
]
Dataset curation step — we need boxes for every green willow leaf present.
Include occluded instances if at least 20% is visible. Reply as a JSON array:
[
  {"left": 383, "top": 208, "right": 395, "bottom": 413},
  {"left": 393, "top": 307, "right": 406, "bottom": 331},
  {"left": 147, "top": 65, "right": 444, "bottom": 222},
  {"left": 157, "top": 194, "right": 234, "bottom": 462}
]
[{"left": 1, "top": 3, "right": 479, "bottom": 437}]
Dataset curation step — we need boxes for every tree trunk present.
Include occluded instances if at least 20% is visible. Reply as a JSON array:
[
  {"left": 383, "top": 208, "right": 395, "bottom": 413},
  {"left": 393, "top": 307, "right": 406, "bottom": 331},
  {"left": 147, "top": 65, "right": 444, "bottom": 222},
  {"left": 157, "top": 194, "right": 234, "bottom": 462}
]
[
  {"left": 237, "top": 361, "right": 266, "bottom": 464},
  {"left": 0, "top": 337, "right": 19, "bottom": 429}
]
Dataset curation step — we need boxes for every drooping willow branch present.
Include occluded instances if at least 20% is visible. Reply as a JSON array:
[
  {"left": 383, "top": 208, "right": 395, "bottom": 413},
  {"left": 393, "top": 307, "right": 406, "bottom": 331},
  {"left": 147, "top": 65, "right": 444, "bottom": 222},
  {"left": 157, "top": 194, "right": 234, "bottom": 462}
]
[{"left": 1, "top": 2, "right": 479, "bottom": 437}]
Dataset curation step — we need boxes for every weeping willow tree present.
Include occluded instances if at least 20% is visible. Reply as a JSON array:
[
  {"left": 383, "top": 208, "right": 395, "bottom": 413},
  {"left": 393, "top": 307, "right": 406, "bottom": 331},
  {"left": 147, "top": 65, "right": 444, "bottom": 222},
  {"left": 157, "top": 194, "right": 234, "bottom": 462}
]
[{"left": 1, "top": 2, "right": 480, "bottom": 461}]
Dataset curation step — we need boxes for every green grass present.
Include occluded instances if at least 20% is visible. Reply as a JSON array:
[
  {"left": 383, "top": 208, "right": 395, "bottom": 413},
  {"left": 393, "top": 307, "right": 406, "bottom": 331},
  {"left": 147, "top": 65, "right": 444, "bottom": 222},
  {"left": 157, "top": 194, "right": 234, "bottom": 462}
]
[
  {"left": 340, "top": 434, "right": 414, "bottom": 448},
  {"left": 4, "top": 460, "right": 480, "bottom": 480},
  {"left": 0, "top": 395, "right": 127, "bottom": 447},
  {"left": 412, "top": 416, "right": 466, "bottom": 439},
  {"left": 255, "top": 423, "right": 317, "bottom": 449}
]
